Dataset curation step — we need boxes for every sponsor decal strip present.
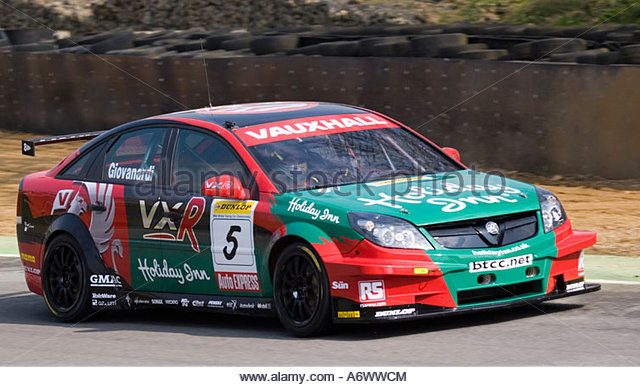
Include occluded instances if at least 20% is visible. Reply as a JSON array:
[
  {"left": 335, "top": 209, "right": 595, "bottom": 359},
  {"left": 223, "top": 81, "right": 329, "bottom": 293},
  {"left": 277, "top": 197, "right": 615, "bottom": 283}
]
[
  {"left": 374, "top": 308, "right": 416, "bottom": 318},
  {"left": 472, "top": 243, "right": 530, "bottom": 257},
  {"left": 234, "top": 114, "right": 397, "bottom": 146},
  {"left": 137, "top": 258, "right": 211, "bottom": 285},
  {"left": 108, "top": 162, "right": 155, "bottom": 182},
  {"left": 337, "top": 311, "right": 360, "bottom": 319},
  {"left": 469, "top": 254, "right": 533, "bottom": 273},
  {"left": 358, "top": 185, "right": 525, "bottom": 212},
  {"left": 589, "top": 279, "right": 640, "bottom": 285},
  {"left": 287, "top": 198, "right": 340, "bottom": 224},
  {"left": 20, "top": 252, "right": 36, "bottom": 263},
  {"left": 89, "top": 274, "right": 122, "bottom": 288},
  {"left": 115, "top": 292, "right": 273, "bottom": 313}
]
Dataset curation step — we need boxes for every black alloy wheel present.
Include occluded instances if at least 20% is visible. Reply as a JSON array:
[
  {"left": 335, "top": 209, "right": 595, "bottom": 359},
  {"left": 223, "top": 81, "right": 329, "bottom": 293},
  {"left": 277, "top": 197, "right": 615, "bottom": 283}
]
[
  {"left": 42, "top": 234, "right": 91, "bottom": 322},
  {"left": 273, "top": 243, "right": 332, "bottom": 336}
]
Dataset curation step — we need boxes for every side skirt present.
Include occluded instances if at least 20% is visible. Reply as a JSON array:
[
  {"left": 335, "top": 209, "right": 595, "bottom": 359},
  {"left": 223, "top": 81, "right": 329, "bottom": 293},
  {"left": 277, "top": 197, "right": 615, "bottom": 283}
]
[{"left": 89, "top": 288, "right": 275, "bottom": 317}]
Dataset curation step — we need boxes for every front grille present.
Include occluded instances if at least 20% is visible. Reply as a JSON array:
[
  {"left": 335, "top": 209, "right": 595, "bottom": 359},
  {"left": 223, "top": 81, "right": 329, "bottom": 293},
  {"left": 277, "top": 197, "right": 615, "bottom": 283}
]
[
  {"left": 457, "top": 279, "right": 543, "bottom": 305},
  {"left": 424, "top": 211, "right": 538, "bottom": 249}
]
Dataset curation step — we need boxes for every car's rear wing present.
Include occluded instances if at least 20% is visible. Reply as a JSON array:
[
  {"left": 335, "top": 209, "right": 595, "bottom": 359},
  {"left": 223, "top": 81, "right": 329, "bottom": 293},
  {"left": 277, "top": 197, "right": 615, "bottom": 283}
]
[{"left": 21, "top": 131, "right": 105, "bottom": 156}]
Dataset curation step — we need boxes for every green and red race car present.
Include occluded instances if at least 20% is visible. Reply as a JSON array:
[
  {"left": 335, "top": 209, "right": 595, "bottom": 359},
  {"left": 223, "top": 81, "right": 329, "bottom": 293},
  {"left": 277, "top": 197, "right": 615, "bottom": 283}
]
[{"left": 16, "top": 101, "right": 599, "bottom": 336}]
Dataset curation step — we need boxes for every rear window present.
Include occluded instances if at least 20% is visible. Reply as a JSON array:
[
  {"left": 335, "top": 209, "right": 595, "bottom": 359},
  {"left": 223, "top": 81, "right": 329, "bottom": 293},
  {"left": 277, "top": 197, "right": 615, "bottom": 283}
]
[{"left": 58, "top": 143, "right": 105, "bottom": 179}]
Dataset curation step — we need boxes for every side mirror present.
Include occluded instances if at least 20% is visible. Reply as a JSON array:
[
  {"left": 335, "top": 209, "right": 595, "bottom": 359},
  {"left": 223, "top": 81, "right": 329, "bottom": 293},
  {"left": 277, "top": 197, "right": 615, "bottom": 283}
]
[
  {"left": 202, "top": 175, "right": 249, "bottom": 200},
  {"left": 442, "top": 147, "right": 461, "bottom": 162}
]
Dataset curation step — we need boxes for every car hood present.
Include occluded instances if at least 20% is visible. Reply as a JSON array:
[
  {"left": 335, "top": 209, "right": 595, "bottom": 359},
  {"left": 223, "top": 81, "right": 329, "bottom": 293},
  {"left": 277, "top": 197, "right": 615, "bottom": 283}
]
[{"left": 293, "top": 170, "right": 540, "bottom": 226}]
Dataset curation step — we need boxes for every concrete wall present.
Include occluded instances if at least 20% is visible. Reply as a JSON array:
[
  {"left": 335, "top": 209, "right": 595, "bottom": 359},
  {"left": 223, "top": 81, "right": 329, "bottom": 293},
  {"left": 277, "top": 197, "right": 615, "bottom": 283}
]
[{"left": 1, "top": 52, "right": 638, "bottom": 178}]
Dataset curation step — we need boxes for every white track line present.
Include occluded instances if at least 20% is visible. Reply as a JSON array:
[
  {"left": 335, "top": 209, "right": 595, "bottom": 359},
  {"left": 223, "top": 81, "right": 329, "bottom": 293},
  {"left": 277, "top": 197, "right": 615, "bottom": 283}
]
[
  {"left": 591, "top": 279, "right": 640, "bottom": 285},
  {"left": 0, "top": 254, "right": 19, "bottom": 259}
]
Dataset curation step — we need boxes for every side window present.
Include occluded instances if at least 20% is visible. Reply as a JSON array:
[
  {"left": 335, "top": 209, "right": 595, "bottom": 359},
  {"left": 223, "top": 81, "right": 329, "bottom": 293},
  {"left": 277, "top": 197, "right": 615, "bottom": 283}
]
[
  {"left": 58, "top": 143, "right": 105, "bottom": 179},
  {"left": 102, "top": 128, "right": 168, "bottom": 185},
  {"left": 172, "top": 129, "right": 251, "bottom": 194}
]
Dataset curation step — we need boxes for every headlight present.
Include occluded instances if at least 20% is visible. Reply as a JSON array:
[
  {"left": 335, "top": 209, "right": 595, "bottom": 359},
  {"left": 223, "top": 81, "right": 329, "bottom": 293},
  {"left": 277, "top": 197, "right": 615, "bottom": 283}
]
[
  {"left": 536, "top": 187, "right": 566, "bottom": 232},
  {"left": 348, "top": 212, "right": 433, "bottom": 250}
]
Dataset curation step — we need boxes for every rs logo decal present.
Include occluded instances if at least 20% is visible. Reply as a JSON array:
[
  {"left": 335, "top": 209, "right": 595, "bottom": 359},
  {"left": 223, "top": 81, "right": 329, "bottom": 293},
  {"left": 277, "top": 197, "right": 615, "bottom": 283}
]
[{"left": 359, "top": 280, "right": 386, "bottom": 302}]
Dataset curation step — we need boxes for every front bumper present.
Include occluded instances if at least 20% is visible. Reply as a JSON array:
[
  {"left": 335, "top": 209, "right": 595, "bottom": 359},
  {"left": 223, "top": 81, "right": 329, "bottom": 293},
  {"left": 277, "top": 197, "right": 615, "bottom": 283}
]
[{"left": 333, "top": 282, "right": 600, "bottom": 323}]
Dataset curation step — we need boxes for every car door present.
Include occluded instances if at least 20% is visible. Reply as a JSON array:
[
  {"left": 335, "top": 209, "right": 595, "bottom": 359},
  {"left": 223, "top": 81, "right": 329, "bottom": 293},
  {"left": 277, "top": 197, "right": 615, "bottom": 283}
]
[
  {"left": 156, "top": 126, "right": 263, "bottom": 296},
  {"left": 98, "top": 126, "right": 172, "bottom": 292}
]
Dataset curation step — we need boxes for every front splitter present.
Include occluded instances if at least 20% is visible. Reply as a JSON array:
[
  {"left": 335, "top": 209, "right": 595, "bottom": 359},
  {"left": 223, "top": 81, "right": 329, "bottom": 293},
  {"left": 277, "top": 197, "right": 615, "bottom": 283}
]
[{"left": 333, "top": 282, "right": 601, "bottom": 323}]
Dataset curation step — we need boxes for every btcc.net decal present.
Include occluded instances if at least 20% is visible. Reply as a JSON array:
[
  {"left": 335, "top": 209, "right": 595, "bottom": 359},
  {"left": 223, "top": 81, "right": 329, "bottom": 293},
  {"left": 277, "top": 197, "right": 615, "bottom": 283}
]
[{"left": 238, "top": 370, "right": 407, "bottom": 384}]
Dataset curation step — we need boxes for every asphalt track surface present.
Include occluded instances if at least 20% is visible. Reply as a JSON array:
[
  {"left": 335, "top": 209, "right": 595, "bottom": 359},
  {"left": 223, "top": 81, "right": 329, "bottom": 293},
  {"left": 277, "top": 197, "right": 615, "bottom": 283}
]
[{"left": 1, "top": 258, "right": 638, "bottom": 367}]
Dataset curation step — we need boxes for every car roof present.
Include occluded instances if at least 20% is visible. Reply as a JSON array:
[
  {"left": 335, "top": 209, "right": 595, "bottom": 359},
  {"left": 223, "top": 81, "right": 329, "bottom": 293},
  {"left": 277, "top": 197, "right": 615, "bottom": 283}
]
[{"left": 155, "top": 101, "right": 371, "bottom": 129}]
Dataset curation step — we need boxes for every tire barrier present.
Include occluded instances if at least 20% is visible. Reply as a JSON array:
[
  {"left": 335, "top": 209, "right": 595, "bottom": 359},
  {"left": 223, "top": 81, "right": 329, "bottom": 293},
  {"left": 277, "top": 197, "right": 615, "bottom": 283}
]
[
  {"left": 1, "top": 27, "right": 640, "bottom": 178},
  {"left": 4, "top": 24, "right": 640, "bottom": 63}
]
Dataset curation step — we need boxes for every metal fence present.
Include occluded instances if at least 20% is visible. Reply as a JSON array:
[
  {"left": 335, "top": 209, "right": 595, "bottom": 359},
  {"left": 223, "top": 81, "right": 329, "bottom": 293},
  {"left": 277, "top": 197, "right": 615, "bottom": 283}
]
[{"left": 1, "top": 52, "right": 638, "bottom": 178}]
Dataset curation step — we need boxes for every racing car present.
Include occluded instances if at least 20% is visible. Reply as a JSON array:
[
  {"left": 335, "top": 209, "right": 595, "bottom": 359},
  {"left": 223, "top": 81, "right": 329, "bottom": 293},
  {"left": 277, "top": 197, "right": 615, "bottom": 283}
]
[{"left": 16, "top": 101, "right": 600, "bottom": 336}]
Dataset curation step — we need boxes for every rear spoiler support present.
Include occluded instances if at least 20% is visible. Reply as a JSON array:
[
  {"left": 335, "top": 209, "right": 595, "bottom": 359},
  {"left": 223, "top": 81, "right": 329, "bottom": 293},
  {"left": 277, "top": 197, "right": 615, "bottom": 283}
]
[{"left": 22, "top": 131, "right": 106, "bottom": 156}]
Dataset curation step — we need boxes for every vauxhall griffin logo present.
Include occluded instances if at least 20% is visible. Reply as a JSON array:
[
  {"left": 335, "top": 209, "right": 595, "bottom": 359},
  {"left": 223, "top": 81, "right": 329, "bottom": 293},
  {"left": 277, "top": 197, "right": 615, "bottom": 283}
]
[{"left": 485, "top": 221, "right": 500, "bottom": 236}]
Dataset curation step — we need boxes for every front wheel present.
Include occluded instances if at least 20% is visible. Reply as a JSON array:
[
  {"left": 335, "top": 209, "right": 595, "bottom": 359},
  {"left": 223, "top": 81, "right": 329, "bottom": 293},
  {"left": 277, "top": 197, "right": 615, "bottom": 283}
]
[
  {"left": 273, "top": 243, "right": 332, "bottom": 337},
  {"left": 41, "top": 234, "right": 91, "bottom": 322}
]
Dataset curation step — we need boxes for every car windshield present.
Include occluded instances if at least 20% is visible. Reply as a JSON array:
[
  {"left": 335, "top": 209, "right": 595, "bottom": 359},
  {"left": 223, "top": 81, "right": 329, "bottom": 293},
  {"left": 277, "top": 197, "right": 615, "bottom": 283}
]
[{"left": 248, "top": 127, "right": 461, "bottom": 192}]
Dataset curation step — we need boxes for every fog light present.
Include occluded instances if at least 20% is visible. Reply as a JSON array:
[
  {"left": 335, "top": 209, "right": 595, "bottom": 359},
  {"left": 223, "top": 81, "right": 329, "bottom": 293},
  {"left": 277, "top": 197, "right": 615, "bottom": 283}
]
[
  {"left": 525, "top": 266, "right": 540, "bottom": 278},
  {"left": 477, "top": 273, "right": 496, "bottom": 285}
]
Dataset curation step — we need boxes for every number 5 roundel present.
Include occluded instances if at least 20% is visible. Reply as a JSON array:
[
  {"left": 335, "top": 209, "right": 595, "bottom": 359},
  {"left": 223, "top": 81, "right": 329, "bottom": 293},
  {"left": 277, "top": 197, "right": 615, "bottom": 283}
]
[{"left": 210, "top": 199, "right": 261, "bottom": 293}]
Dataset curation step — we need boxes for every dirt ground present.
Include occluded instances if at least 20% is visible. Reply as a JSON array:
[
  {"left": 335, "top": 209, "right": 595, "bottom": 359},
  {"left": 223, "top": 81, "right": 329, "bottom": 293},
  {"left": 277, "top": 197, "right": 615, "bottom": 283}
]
[{"left": 1, "top": 129, "right": 638, "bottom": 256}]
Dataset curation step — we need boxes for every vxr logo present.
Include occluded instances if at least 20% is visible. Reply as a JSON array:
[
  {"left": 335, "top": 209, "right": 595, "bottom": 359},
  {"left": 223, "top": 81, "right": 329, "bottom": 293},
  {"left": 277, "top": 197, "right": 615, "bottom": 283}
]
[{"left": 140, "top": 197, "right": 205, "bottom": 252}]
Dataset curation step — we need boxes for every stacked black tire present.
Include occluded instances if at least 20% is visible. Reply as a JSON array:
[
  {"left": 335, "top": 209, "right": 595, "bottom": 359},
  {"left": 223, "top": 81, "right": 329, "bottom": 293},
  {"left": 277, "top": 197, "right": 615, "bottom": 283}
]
[{"left": 5, "top": 24, "right": 640, "bottom": 64}]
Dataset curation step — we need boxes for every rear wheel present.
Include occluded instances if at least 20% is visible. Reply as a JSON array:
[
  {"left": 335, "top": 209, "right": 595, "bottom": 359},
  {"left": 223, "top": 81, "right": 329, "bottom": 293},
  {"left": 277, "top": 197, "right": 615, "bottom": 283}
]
[
  {"left": 273, "top": 243, "right": 332, "bottom": 336},
  {"left": 42, "top": 234, "right": 91, "bottom": 322}
]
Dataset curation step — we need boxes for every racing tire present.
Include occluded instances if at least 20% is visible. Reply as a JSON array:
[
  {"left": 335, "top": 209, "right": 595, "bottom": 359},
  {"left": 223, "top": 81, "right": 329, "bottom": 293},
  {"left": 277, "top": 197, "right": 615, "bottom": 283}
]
[
  {"left": 205, "top": 32, "right": 250, "bottom": 50},
  {"left": 86, "top": 31, "right": 134, "bottom": 54},
  {"left": 318, "top": 41, "right": 361, "bottom": 56},
  {"left": 359, "top": 36, "right": 407, "bottom": 56},
  {"left": 452, "top": 49, "right": 508, "bottom": 60},
  {"left": 10, "top": 42, "right": 55, "bottom": 52},
  {"left": 437, "top": 43, "right": 488, "bottom": 57},
  {"left": 4, "top": 28, "right": 52, "bottom": 45},
  {"left": 273, "top": 243, "right": 332, "bottom": 337},
  {"left": 577, "top": 51, "right": 619, "bottom": 65},
  {"left": 251, "top": 35, "right": 300, "bottom": 55},
  {"left": 133, "top": 31, "right": 172, "bottom": 47},
  {"left": 172, "top": 40, "right": 205, "bottom": 53},
  {"left": 41, "top": 234, "right": 92, "bottom": 323},
  {"left": 531, "top": 38, "right": 587, "bottom": 58},
  {"left": 371, "top": 41, "right": 411, "bottom": 57},
  {"left": 409, "top": 33, "right": 468, "bottom": 57},
  {"left": 221, "top": 37, "right": 255, "bottom": 51}
]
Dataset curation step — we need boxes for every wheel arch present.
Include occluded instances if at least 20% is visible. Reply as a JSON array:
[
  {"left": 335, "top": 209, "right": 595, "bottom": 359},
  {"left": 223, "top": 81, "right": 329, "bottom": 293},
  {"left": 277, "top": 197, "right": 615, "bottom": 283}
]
[
  {"left": 267, "top": 222, "right": 342, "bottom": 280},
  {"left": 42, "top": 214, "right": 105, "bottom": 275},
  {"left": 268, "top": 235, "right": 308, "bottom": 279}
]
